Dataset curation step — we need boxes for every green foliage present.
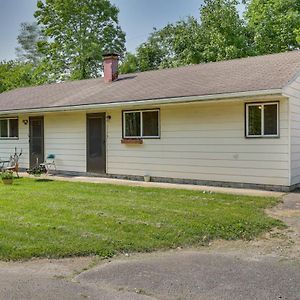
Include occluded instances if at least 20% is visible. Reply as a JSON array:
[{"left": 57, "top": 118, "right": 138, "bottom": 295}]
[
  {"left": 127, "top": 1, "right": 250, "bottom": 73},
  {"left": 3, "top": 0, "right": 299, "bottom": 83},
  {"left": 119, "top": 52, "right": 139, "bottom": 74},
  {"left": 120, "top": 0, "right": 299, "bottom": 74},
  {"left": 0, "top": 171, "right": 13, "bottom": 180},
  {"left": 199, "top": 0, "right": 251, "bottom": 62},
  {"left": 0, "top": 178, "right": 282, "bottom": 260},
  {"left": 245, "top": 0, "right": 300, "bottom": 54},
  {"left": 136, "top": 30, "right": 168, "bottom": 72},
  {"left": 0, "top": 60, "right": 50, "bottom": 93},
  {"left": 166, "top": 17, "right": 203, "bottom": 66},
  {"left": 34, "top": 0, "right": 126, "bottom": 80},
  {"left": 15, "top": 22, "right": 46, "bottom": 65},
  {"left": 6, "top": 22, "right": 55, "bottom": 91},
  {"left": 135, "top": 17, "right": 202, "bottom": 72},
  {"left": 0, "top": 61, "right": 33, "bottom": 93}
]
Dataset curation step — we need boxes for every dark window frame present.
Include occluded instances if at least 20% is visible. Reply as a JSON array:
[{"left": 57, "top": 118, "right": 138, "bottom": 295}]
[
  {"left": 0, "top": 117, "right": 19, "bottom": 139},
  {"left": 245, "top": 101, "right": 280, "bottom": 138},
  {"left": 122, "top": 109, "right": 160, "bottom": 139}
]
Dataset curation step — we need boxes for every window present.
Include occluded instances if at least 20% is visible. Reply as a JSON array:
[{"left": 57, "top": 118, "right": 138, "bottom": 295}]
[
  {"left": 246, "top": 103, "right": 278, "bottom": 137},
  {"left": 123, "top": 110, "right": 160, "bottom": 138},
  {"left": 0, "top": 118, "right": 19, "bottom": 139}
]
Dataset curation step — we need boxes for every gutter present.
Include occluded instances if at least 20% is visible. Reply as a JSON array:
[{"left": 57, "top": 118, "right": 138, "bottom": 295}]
[{"left": 0, "top": 89, "right": 283, "bottom": 115}]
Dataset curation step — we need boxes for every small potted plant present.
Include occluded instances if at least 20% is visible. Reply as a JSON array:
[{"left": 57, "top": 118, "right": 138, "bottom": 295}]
[
  {"left": 144, "top": 174, "right": 151, "bottom": 182},
  {"left": 1, "top": 171, "right": 14, "bottom": 185}
]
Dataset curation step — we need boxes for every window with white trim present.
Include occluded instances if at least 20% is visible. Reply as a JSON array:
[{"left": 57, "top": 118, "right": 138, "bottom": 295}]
[
  {"left": 246, "top": 103, "right": 279, "bottom": 137},
  {"left": 123, "top": 110, "right": 160, "bottom": 138},
  {"left": 0, "top": 118, "right": 19, "bottom": 139}
]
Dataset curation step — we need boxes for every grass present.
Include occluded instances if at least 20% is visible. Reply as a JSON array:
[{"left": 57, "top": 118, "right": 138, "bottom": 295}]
[{"left": 0, "top": 177, "right": 283, "bottom": 261}]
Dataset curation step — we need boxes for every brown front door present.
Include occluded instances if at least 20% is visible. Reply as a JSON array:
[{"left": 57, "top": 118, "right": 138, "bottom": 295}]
[
  {"left": 29, "top": 116, "right": 44, "bottom": 168},
  {"left": 87, "top": 113, "right": 106, "bottom": 174}
]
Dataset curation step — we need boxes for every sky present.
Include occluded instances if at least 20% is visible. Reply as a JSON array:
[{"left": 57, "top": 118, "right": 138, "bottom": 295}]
[{"left": 0, "top": 0, "right": 203, "bottom": 61}]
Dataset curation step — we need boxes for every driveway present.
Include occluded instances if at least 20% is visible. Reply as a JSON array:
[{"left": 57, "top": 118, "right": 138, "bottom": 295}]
[{"left": 0, "top": 192, "right": 299, "bottom": 300}]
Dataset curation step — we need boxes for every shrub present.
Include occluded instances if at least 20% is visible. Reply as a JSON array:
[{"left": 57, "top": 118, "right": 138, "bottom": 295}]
[{"left": 1, "top": 171, "right": 13, "bottom": 180}]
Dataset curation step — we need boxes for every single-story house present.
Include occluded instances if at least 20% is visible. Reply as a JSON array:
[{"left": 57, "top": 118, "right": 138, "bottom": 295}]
[{"left": 1, "top": 51, "right": 300, "bottom": 191}]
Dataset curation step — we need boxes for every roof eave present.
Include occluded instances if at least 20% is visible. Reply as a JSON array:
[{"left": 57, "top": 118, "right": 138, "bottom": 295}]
[{"left": 0, "top": 88, "right": 283, "bottom": 115}]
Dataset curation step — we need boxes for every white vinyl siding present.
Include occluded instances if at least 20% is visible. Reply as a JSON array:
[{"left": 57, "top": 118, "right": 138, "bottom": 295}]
[
  {"left": 0, "top": 97, "right": 290, "bottom": 187},
  {"left": 0, "top": 115, "right": 29, "bottom": 168},
  {"left": 0, "top": 112, "right": 87, "bottom": 173},
  {"left": 284, "top": 75, "right": 300, "bottom": 186},
  {"left": 44, "top": 112, "right": 86, "bottom": 172},
  {"left": 106, "top": 99, "right": 289, "bottom": 186}
]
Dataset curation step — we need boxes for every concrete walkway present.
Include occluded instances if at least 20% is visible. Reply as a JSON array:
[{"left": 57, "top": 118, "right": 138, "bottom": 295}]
[{"left": 20, "top": 172, "right": 283, "bottom": 197}]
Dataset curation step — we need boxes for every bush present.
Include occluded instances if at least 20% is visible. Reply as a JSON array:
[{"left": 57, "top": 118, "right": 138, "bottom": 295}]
[{"left": 1, "top": 171, "right": 13, "bottom": 180}]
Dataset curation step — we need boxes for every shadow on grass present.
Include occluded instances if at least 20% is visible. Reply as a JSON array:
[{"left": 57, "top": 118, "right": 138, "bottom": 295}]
[
  {"left": 7, "top": 176, "right": 54, "bottom": 183},
  {"left": 35, "top": 179, "right": 54, "bottom": 183}
]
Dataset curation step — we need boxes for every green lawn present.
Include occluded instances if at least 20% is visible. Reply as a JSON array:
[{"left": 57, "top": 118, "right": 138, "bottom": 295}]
[{"left": 0, "top": 178, "right": 283, "bottom": 260}]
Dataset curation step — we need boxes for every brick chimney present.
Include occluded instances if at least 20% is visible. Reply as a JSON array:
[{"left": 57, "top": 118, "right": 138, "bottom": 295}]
[{"left": 103, "top": 53, "right": 119, "bottom": 83}]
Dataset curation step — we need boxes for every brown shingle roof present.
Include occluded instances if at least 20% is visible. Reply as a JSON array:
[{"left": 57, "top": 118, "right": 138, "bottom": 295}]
[{"left": 1, "top": 51, "right": 300, "bottom": 112}]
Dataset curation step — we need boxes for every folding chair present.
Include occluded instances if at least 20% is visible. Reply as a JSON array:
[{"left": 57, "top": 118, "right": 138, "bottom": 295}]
[{"left": 40, "top": 154, "right": 56, "bottom": 174}]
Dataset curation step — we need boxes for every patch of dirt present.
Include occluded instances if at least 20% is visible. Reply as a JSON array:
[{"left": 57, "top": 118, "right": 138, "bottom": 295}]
[
  {"left": 265, "top": 192, "right": 300, "bottom": 259},
  {"left": 204, "top": 192, "right": 300, "bottom": 260}
]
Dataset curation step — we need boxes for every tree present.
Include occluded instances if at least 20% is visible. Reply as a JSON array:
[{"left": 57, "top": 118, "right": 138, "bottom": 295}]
[
  {"left": 134, "top": 17, "right": 202, "bottom": 72},
  {"left": 119, "top": 52, "right": 138, "bottom": 74},
  {"left": 135, "top": 29, "right": 168, "bottom": 72},
  {"left": 245, "top": 0, "right": 300, "bottom": 54},
  {"left": 34, "top": 0, "right": 126, "bottom": 80},
  {"left": 164, "top": 17, "right": 203, "bottom": 66},
  {"left": 15, "top": 22, "right": 46, "bottom": 65},
  {"left": 0, "top": 61, "right": 35, "bottom": 93},
  {"left": 199, "top": 0, "right": 251, "bottom": 62},
  {"left": 128, "top": 0, "right": 251, "bottom": 73},
  {"left": 0, "top": 57, "right": 51, "bottom": 94}
]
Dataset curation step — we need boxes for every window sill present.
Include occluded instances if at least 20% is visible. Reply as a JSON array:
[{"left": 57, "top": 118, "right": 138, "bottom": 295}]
[
  {"left": 121, "top": 138, "right": 143, "bottom": 144},
  {"left": 245, "top": 135, "right": 279, "bottom": 139},
  {"left": 0, "top": 137, "right": 19, "bottom": 140}
]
